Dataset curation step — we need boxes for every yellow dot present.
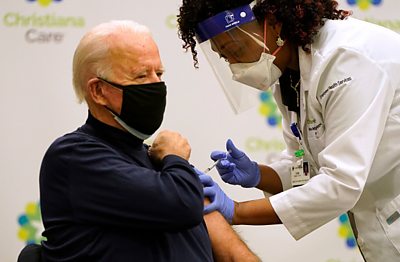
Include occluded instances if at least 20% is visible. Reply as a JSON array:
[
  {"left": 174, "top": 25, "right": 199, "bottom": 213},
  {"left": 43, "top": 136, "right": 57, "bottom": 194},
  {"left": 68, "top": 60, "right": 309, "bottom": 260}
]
[
  {"left": 26, "top": 202, "right": 37, "bottom": 216},
  {"left": 38, "top": 0, "right": 52, "bottom": 7},
  {"left": 18, "top": 228, "right": 29, "bottom": 240},
  {"left": 338, "top": 226, "right": 349, "bottom": 238},
  {"left": 259, "top": 104, "right": 271, "bottom": 116},
  {"left": 358, "top": 0, "right": 370, "bottom": 10}
]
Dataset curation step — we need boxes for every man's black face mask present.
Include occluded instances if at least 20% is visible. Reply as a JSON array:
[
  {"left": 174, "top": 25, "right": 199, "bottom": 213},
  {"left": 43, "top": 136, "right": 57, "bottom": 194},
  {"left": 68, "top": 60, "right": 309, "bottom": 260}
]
[{"left": 98, "top": 77, "right": 167, "bottom": 138}]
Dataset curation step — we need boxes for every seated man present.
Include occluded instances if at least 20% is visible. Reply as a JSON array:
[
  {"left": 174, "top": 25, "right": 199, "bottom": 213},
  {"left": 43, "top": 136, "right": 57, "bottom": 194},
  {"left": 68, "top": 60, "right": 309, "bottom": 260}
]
[{"left": 39, "top": 20, "right": 259, "bottom": 261}]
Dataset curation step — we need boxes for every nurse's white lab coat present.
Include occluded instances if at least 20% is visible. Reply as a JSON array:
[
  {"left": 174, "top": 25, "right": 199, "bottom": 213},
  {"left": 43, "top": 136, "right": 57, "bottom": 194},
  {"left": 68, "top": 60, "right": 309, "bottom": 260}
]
[{"left": 269, "top": 18, "right": 400, "bottom": 261}]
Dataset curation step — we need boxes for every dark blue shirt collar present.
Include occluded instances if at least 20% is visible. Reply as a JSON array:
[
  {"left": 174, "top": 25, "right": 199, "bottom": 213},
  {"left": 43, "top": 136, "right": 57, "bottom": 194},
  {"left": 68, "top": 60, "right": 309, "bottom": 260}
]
[{"left": 82, "top": 111, "right": 146, "bottom": 150}]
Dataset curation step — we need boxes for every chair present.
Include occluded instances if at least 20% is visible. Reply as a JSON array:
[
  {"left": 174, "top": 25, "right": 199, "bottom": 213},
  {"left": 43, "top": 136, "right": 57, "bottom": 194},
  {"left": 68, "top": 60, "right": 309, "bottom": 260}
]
[{"left": 17, "top": 243, "right": 42, "bottom": 262}]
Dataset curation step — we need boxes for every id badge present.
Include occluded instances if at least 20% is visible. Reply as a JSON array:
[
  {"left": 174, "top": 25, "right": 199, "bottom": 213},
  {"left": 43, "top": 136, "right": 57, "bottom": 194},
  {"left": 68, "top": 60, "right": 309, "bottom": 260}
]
[{"left": 290, "top": 159, "right": 310, "bottom": 187}]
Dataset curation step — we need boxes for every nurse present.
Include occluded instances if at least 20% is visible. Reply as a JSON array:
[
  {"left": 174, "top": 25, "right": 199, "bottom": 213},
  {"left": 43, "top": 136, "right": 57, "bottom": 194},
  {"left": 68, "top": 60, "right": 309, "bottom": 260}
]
[{"left": 177, "top": 0, "right": 400, "bottom": 261}]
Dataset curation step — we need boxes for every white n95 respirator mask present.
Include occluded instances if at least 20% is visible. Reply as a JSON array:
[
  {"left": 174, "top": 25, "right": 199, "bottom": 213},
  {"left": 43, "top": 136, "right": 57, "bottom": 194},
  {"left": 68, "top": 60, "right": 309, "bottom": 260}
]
[{"left": 229, "top": 52, "right": 282, "bottom": 91}]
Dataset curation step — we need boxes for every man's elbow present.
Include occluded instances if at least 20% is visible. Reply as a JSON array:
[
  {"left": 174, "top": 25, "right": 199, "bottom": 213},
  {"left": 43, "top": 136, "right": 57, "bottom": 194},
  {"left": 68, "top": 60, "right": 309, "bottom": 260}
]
[{"left": 174, "top": 195, "right": 204, "bottom": 227}]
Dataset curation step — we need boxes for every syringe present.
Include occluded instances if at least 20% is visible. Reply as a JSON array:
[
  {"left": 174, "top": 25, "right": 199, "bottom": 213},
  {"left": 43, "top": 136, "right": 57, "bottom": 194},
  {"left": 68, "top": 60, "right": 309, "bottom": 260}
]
[
  {"left": 203, "top": 150, "right": 231, "bottom": 173},
  {"left": 203, "top": 158, "right": 222, "bottom": 173}
]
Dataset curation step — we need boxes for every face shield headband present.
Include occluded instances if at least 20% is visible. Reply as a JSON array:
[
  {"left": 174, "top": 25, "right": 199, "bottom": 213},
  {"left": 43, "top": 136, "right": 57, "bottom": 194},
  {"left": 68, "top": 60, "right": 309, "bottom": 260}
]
[
  {"left": 194, "top": 4, "right": 271, "bottom": 114},
  {"left": 195, "top": 4, "right": 256, "bottom": 44}
]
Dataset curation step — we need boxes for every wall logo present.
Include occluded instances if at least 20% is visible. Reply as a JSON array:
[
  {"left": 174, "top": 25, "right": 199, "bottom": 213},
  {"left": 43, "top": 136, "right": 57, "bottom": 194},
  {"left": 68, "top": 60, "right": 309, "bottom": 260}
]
[
  {"left": 27, "top": 0, "right": 62, "bottom": 7},
  {"left": 17, "top": 201, "right": 45, "bottom": 245},
  {"left": 338, "top": 214, "right": 357, "bottom": 249},
  {"left": 2, "top": 0, "right": 85, "bottom": 44},
  {"left": 346, "top": 0, "right": 382, "bottom": 10},
  {"left": 259, "top": 91, "right": 282, "bottom": 128}
]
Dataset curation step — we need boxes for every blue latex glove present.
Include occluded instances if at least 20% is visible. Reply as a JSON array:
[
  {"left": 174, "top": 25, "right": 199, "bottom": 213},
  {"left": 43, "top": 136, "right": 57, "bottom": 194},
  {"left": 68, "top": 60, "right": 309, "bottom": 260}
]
[
  {"left": 211, "top": 139, "right": 260, "bottom": 188},
  {"left": 194, "top": 168, "right": 234, "bottom": 223}
]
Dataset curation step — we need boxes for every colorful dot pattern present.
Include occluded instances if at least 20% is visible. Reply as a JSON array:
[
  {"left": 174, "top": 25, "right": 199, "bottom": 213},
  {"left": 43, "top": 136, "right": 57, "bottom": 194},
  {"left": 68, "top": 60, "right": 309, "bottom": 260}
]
[
  {"left": 338, "top": 214, "right": 357, "bottom": 249},
  {"left": 17, "top": 202, "right": 46, "bottom": 245},
  {"left": 347, "top": 0, "right": 382, "bottom": 10},
  {"left": 258, "top": 91, "right": 282, "bottom": 128}
]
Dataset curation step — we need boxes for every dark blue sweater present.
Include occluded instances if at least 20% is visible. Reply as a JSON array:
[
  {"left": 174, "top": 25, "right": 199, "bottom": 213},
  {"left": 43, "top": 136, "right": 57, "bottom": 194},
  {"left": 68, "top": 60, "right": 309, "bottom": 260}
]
[{"left": 39, "top": 113, "right": 213, "bottom": 261}]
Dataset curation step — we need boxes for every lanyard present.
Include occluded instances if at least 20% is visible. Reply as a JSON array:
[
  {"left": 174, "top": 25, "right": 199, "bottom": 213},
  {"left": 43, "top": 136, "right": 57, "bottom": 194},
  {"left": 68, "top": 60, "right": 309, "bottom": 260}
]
[
  {"left": 289, "top": 111, "right": 310, "bottom": 186},
  {"left": 290, "top": 112, "right": 304, "bottom": 158}
]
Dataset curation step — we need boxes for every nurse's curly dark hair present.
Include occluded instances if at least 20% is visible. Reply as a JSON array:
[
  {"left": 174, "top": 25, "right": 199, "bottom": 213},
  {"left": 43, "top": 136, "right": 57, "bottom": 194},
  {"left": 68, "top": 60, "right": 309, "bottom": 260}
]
[{"left": 177, "top": 0, "right": 351, "bottom": 67}]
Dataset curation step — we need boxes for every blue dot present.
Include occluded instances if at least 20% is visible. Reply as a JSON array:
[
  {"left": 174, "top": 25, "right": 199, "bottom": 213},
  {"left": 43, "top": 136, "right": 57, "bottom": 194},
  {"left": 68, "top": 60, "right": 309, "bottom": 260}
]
[
  {"left": 18, "top": 215, "right": 29, "bottom": 226},
  {"left": 267, "top": 116, "right": 278, "bottom": 126},
  {"left": 26, "top": 240, "right": 36, "bottom": 245},
  {"left": 259, "top": 92, "right": 270, "bottom": 102},
  {"left": 347, "top": 0, "right": 356, "bottom": 5},
  {"left": 54, "top": 0, "right": 63, "bottom": 2},
  {"left": 346, "top": 237, "right": 357, "bottom": 248},
  {"left": 372, "top": 0, "right": 382, "bottom": 5},
  {"left": 339, "top": 214, "right": 348, "bottom": 223}
]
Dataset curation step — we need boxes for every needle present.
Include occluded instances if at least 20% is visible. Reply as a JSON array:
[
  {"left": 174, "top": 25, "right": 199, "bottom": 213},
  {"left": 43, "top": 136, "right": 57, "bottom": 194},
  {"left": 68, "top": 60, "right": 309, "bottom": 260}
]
[
  {"left": 203, "top": 150, "right": 231, "bottom": 173},
  {"left": 203, "top": 159, "right": 222, "bottom": 173}
]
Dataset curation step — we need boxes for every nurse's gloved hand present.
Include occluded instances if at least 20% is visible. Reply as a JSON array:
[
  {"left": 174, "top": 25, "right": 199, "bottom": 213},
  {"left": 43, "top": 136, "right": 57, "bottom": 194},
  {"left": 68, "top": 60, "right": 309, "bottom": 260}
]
[
  {"left": 195, "top": 169, "right": 234, "bottom": 223},
  {"left": 211, "top": 139, "right": 260, "bottom": 188}
]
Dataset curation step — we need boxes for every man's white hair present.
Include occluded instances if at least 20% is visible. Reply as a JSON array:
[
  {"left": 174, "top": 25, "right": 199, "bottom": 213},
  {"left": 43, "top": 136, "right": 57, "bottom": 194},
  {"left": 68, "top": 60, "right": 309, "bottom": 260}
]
[{"left": 72, "top": 20, "right": 150, "bottom": 103}]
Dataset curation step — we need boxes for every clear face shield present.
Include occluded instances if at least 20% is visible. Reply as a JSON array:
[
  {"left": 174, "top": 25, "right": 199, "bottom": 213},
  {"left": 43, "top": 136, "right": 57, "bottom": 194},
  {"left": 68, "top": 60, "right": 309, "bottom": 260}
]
[{"left": 196, "top": 4, "right": 281, "bottom": 114}]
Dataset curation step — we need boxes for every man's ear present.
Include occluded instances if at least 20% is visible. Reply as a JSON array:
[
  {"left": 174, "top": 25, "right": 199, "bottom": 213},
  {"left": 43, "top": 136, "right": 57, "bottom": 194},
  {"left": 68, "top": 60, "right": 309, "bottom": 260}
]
[{"left": 87, "top": 78, "right": 107, "bottom": 105}]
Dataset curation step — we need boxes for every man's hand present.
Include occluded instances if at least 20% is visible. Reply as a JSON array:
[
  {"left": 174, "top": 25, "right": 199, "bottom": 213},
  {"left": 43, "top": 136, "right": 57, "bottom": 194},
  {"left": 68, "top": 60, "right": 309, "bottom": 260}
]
[{"left": 148, "top": 130, "right": 191, "bottom": 163}]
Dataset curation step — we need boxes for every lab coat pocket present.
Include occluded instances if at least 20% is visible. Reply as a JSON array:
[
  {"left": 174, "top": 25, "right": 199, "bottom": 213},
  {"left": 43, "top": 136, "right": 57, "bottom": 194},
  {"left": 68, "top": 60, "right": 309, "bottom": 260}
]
[
  {"left": 307, "top": 129, "right": 325, "bottom": 161},
  {"left": 376, "top": 194, "right": 400, "bottom": 253}
]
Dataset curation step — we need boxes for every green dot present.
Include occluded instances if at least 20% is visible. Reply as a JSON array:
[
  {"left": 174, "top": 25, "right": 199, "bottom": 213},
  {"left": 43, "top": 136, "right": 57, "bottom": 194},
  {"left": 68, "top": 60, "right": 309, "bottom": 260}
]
[
  {"left": 295, "top": 150, "right": 304, "bottom": 157},
  {"left": 165, "top": 14, "right": 177, "bottom": 29}
]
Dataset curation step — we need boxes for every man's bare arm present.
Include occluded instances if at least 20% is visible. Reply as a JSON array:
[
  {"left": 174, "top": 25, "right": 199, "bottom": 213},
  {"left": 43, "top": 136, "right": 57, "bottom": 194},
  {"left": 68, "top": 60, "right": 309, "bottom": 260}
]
[{"left": 204, "top": 209, "right": 261, "bottom": 262}]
